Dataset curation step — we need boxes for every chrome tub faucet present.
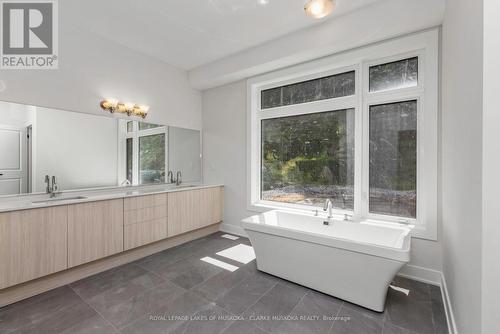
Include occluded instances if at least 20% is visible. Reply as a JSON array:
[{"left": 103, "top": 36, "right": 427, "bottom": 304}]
[{"left": 323, "top": 199, "right": 334, "bottom": 219}]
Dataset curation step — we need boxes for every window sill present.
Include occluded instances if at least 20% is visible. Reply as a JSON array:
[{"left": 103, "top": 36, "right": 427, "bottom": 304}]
[{"left": 248, "top": 200, "right": 353, "bottom": 216}]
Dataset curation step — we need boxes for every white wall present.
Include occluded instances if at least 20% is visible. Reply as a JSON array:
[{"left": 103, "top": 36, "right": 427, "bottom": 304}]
[
  {"left": 33, "top": 107, "right": 118, "bottom": 192},
  {"left": 441, "top": 0, "right": 484, "bottom": 333},
  {"left": 482, "top": 0, "right": 500, "bottom": 332},
  {"left": 0, "top": 5, "right": 201, "bottom": 131},
  {"left": 203, "top": 81, "right": 248, "bottom": 232},
  {"left": 0, "top": 101, "right": 34, "bottom": 128},
  {"left": 202, "top": 79, "right": 442, "bottom": 277}
]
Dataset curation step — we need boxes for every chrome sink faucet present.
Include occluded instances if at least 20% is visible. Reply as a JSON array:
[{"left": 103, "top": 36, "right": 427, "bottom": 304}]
[
  {"left": 167, "top": 170, "right": 182, "bottom": 186},
  {"left": 45, "top": 175, "right": 59, "bottom": 198},
  {"left": 121, "top": 179, "right": 131, "bottom": 186},
  {"left": 323, "top": 199, "right": 334, "bottom": 219}
]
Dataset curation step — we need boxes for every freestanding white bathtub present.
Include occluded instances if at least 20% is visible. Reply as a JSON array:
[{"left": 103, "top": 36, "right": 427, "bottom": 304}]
[{"left": 242, "top": 210, "right": 411, "bottom": 312}]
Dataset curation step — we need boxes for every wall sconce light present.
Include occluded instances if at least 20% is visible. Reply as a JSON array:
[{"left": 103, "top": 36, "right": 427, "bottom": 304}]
[{"left": 100, "top": 98, "right": 149, "bottom": 118}]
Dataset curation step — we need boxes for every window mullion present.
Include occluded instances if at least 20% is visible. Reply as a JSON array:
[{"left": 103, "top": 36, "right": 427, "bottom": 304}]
[{"left": 257, "top": 96, "right": 357, "bottom": 120}]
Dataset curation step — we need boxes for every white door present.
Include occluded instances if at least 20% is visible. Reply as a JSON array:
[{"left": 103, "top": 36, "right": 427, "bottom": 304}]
[{"left": 0, "top": 125, "right": 27, "bottom": 196}]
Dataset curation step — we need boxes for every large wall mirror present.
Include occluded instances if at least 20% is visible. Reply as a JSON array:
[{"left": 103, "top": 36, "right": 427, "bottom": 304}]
[{"left": 0, "top": 100, "right": 201, "bottom": 196}]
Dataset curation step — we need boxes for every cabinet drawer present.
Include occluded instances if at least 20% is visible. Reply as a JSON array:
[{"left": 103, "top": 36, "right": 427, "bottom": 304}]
[{"left": 124, "top": 194, "right": 168, "bottom": 249}]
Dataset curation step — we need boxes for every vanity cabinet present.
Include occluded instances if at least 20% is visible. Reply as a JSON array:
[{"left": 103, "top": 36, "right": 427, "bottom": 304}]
[
  {"left": 0, "top": 206, "right": 68, "bottom": 289},
  {"left": 123, "top": 193, "right": 168, "bottom": 250},
  {"left": 0, "top": 185, "right": 224, "bottom": 296},
  {"left": 168, "top": 187, "right": 224, "bottom": 236},
  {"left": 67, "top": 199, "right": 124, "bottom": 267}
]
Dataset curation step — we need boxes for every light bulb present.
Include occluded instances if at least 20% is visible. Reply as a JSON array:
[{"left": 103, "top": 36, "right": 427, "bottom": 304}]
[
  {"left": 107, "top": 98, "right": 118, "bottom": 108},
  {"left": 139, "top": 105, "right": 150, "bottom": 113},
  {"left": 124, "top": 102, "right": 134, "bottom": 111},
  {"left": 304, "top": 0, "right": 335, "bottom": 19}
]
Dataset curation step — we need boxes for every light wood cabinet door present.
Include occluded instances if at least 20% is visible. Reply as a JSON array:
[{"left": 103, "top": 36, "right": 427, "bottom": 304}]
[
  {"left": 168, "top": 186, "right": 224, "bottom": 237},
  {"left": 199, "top": 187, "right": 224, "bottom": 227},
  {"left": 68, "top": 199, "right": 124, "bottom": 267},
  {"left": 0, "top": 206, "right": 68, "bottom": 289},
  {"left": 168, "top": 190, "right": 200, "bottom": 237},
  {"left": 123, "top": 194, "right": 168, "bottom": 250}
]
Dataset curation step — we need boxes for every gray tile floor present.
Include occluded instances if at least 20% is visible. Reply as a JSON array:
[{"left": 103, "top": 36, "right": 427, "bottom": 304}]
[{"left": 0, "top": 232, "right": 448, "bottom": 334}]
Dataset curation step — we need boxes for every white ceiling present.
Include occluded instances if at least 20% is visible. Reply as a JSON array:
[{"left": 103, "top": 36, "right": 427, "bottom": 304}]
[{"left": 65, "top": 0, "right": 384, "bottom": 70}]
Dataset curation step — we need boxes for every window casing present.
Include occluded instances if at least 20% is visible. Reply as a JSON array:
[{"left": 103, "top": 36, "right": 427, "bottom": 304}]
[{"left": 248, "top": 29, "right": 438, "bottom": 240}]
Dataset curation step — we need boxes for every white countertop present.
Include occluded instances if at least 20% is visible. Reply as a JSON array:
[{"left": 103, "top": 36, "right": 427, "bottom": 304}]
[{"left": 0, "top": 184, "right": 224, "bottom": 213}]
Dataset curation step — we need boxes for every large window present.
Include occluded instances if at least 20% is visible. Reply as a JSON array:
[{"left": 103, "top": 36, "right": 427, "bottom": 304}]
[
  {"left": 249, "top": 30, "right": 438, "bottom": 240},
  {"left": 369, "top": 101, "right": 417, "bottom": 218},
  {"left": 261, "top": 109, "right": 355, "bottom": 209}
]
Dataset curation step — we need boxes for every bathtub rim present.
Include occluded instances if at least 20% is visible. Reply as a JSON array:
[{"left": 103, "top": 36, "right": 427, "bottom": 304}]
[{"left": 242, "top": 211, "right": 411, "bottom": 263}]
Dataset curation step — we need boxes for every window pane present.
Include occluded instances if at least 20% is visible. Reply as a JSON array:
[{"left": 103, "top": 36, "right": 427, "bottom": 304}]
[
  {"left": 126, "top": 121, "right": 133, "bottom": 132},
  {"left": 139, "top": 134, "right": 165, "bottom": 185},
  {"left": 139, "top": 122, "right": 162, "bottom": 131},
  {"left": 261, "top": 71, "right": 355, "bottom": 109},
  {"left": 369, "top": 100, "right": 417, "bottom": 218},
  {"left": 369, "top": 57, "right": 418, "bottom": 92},
  {"left": 126, "top": 138, "right": 133, "bottom": 183},
  {"left": 261, "top": 109, "right": 355, "bottom": 209}
]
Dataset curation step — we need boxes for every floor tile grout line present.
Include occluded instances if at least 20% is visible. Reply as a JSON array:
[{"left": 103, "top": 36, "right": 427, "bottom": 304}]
[
  {"left": 239, "top": 279, "right": 282, "bottom": 333},
  {"left": 70, "top": 262, "right": 149, "bottom": 289},
  {"left": 132, "top": 240, "right": 244, "bottom": 297},
  {"left": 341, "top": 298, "right": 388, "bottom": 322},
  {"left": 328, "top": 300, "right": 345, "bottom": 334},
  {"left": 77, "top": 272, "right": 190, "bottom": 331},
  {"left": 117, "top": 265, "right": 233, "bottom": 333},
  {"left": 71, "top": 263, "right": 171, "bottom": 314},
  {"left": 135, "top": 242, "right": 235, "bottom": 279},
  {"left": 428, "top": 286, "right": 440, "bottom": 332},
  {"left": 183, "top": 264, "right": 232, "bottom": 292},
  {"left": 175, "top": 291, "right": 243, "bottom": 334},
  {"left": 69, "top": 285, "right": 122, "bottom": 334},
  {"left": 129, "top": 262, "right": 172, "bottom": 285},
  {"left": 187, "top": 273, "right": 249, "bottom": 320},
  {"left": 270, "top": 291, "right": 309, "bottom": 332},
  {"left": 232, "top": 277, "right": 279, "bottom": 321}
]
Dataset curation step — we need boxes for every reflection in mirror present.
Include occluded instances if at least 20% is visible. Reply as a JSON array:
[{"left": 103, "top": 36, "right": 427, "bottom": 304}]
[{"left": 0, "top": 100, "right": 202, "bottom": 196}]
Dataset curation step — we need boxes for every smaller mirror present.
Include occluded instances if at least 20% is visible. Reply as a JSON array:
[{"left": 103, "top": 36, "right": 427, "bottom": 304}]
[{"left": 118, "top": 120, "right": 201, "bottom": 187}]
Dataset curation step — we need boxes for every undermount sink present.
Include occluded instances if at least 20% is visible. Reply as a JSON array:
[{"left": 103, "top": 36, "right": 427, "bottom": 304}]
[{"left": 32, "top": 196, "right": 88, "bottom": 204}]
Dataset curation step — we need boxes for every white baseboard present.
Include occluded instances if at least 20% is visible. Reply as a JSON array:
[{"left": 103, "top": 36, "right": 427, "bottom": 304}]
[
  {"left": 440, "top": 273, "right": 458, "bottom": 334},
  {"left": 219, "top": 223, "right": 248, "bottom": 237},
  {"left": 397, "top": 264, "right": 442, "bottom": 286}
]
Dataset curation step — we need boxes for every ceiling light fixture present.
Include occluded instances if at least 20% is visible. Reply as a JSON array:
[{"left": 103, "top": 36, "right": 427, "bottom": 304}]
[{"left": 304, "top": 0, "right": 335, "bottom": 19}]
